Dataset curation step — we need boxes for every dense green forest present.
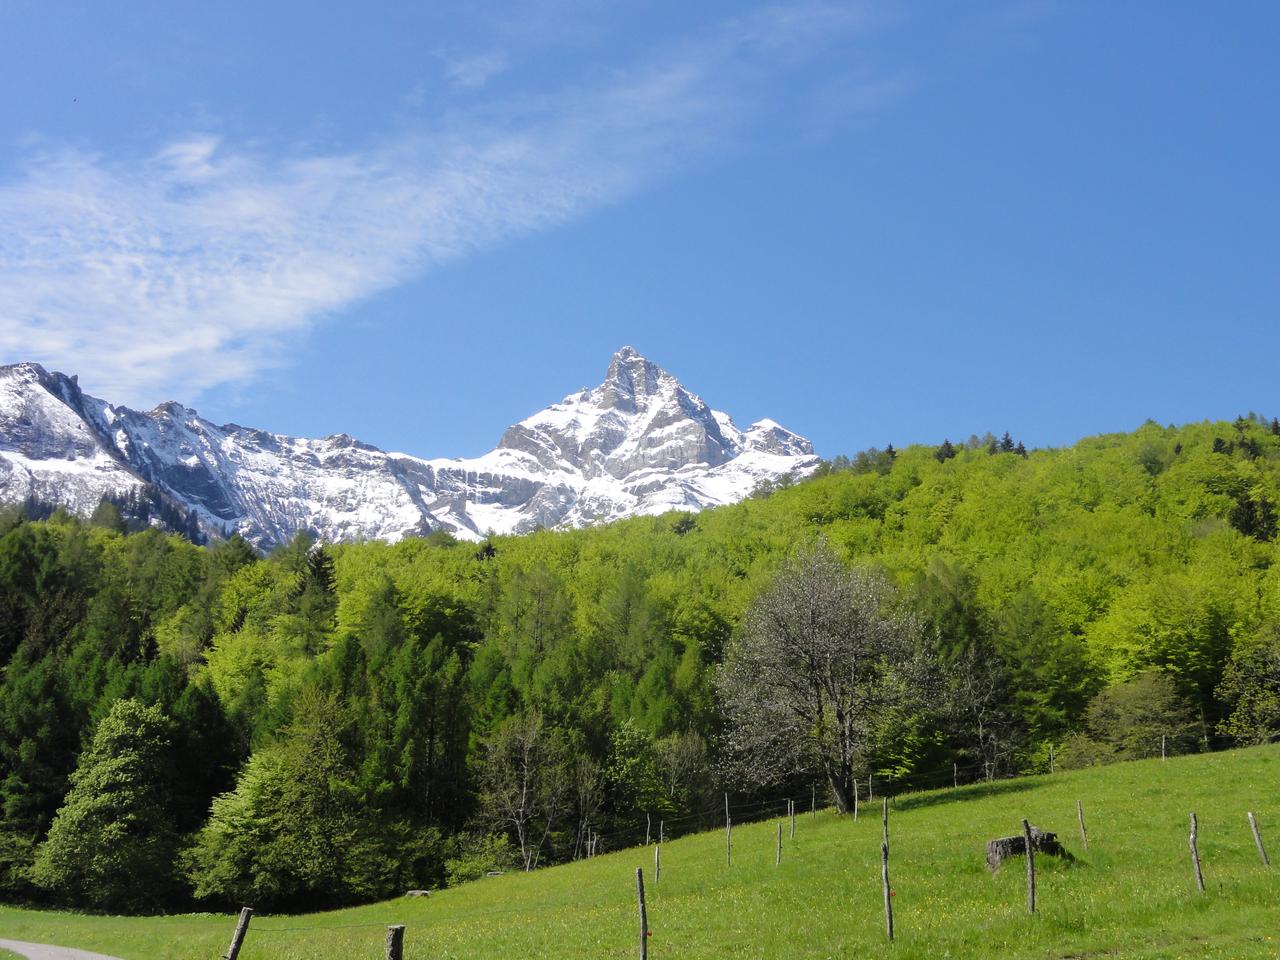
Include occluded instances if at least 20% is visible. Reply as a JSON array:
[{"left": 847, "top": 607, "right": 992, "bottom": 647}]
[{"left": 2, "top": 416, "right": 1279, "bottom": 912}]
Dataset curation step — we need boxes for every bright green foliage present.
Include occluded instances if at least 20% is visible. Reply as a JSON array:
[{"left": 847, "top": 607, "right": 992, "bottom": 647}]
[
  {"left": 443, "top": 831, "right": 517, "bottom": 885},
  {"left": 1217, "top": 625, "right": 1280, "bottom": 744},
  {"left": 30, "top": 699, "right": 178, "bottom": 911},
  {"left": 4, "top": 415, "right": 1280, "bottom": 910},
  {"left": 4, "top": 745, "right": 1280, "bottom": 959},
  {"left": 605, "top": 718, "right": 668, "bottom": 819},
  {"left": 88, "top": 499, "right": 126, "bottom": 535},
  {"left": 183, "top": 690, "right": 421, "bottom": 909}
]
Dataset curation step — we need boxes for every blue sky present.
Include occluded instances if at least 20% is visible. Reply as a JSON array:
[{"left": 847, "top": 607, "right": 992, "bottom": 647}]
[{"left": 0, "top": 2, "right": 1276, "bottom": 458}]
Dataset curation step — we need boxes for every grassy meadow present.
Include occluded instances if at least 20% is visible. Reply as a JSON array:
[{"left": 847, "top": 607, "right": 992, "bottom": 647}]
[{"left": 2, "top": 744, "right": 1279, "bottom": 960}]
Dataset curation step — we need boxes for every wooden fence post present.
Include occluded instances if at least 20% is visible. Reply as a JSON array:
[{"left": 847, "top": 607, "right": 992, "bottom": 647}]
[
  {"left": 646, "top": 812, "right": 651, "bottom": 847},
  {"left": 725, "top": 792, "right": 730, "bottom": 827},
  {"left": 853, "top": 778, "right": 859, "bottom": 821},
  {"left": 1022, "top": 819, "right": 1036, "bottom": 914},
  {"left": 953, "top": 762, "right": 958, "bottom": 789},
  {"left": 726, "top": 818, "right": 732, "bottom": 867},
  {"left": 654, "top": 842, "right": 661, "bottom": 883},
  {"left": 223, "top": 906, "right": 252, "bottom": 960},
  {"left": 636, "top": 867, "right": 649, "bottom": 960},
  {"left": 776, "top": 821, "right": 783, "bottom": 866},
  {"left": 790, "top": 799, "right": 796, "bottom": 839},
  {"left": 1049, "top": 745, "right": 1055, "bottom": 774},
  {"left": 881, "top": 797, "right": 893, "bottom": 941},
  {"left": 1248, "top": 812, "right": 1270, "bottom": 867},
  {"left": 1189, "top": 812, "right": 1205, "bottom": 892},
  {"left": 659, "top": 819, "right": 664, "bottom": 845},
  {"left": 1162, "top": 734, "right": 1167, "bottom": 761},
  {"left": 1077, "top": 800, "right": 1088, "bottom": 849},
  {"left": 385, "top": 925, "right": 405, "bottom": 960}
]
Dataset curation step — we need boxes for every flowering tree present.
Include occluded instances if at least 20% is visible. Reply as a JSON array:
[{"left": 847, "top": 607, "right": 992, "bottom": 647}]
[{"left": 718, "top": 542, "right": 930, "bottom": 812}]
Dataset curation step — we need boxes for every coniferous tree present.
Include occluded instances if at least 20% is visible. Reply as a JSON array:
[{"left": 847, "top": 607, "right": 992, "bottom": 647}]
[
  {"left": 934, "top": 439, "right": 957, "bottom": 463},
  {"left": 1230, "top": 494, "right": 1277, "bottom": 542},
  {"left": 0, "top": 654, "right": 78, "bottom": 834},
  {"left": 89, "top": 498, "right": 126, "bottom": 534},
  {"left": 169, "top": 677, "right": 242, "bottom": 832},
  {"left": 184, "top": 689, "right": 397, "bottom": 909},
  {"left": 31, "top": 699, "right": 179, "bottom": 911}
]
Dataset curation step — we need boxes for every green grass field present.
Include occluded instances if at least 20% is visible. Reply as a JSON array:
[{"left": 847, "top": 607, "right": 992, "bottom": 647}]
[{"left": 2, "top": 745, "right": 1278, "bottom": 959}]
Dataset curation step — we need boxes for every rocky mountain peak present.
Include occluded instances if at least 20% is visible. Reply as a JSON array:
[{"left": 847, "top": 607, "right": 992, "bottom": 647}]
[
  {"left": 600, "top": 345, "right": 669, "bottom": 412},
  {"left": 0, "top": 349, "right": 820, "bottom": 547}
]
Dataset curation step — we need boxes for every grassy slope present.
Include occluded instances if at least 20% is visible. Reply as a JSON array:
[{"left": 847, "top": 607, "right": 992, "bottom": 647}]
[{"left": 2, "top": 745, "right": 1279, "bottom": 960}]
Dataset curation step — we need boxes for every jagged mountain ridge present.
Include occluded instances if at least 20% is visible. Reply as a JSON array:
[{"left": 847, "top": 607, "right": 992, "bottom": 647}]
[{"left": 0, "top": 347, "right": 819, "bottom": 547}]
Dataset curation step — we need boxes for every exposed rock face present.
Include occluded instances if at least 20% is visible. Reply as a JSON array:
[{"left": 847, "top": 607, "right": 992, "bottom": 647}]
[
  {"left": 0, "top": 347, "right": 820, "bottom": 549},
  {"left": 0, "top": 362, "right": 146, "bottom": 517}
]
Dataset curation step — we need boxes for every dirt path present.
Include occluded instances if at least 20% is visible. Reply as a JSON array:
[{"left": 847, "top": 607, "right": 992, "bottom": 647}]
[{"left": 0, "top": 940, "right": 125, "bottom": 960}]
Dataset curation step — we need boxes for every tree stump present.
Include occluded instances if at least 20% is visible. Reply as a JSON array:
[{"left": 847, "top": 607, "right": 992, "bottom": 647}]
[{"left": 986, "top": 826, "right": 1071, "bottom": 871}]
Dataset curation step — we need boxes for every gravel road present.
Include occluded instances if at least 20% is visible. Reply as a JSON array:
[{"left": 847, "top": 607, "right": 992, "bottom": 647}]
[{"left": 0, "top": 940, "right": 125, "bottom": 960}]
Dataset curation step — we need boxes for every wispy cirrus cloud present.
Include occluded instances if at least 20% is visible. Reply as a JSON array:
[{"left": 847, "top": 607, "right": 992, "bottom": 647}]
[
  {"left": 439, "top": 50, "right": 511, "bottom": 90},
  {"left": 0, "top": 2, "right": 893, "bottom": 405}
]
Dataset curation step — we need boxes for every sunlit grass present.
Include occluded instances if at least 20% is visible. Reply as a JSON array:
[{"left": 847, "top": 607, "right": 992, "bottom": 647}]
[{"left": 2, "top": 744, "right": 1278, "bottom": 959}]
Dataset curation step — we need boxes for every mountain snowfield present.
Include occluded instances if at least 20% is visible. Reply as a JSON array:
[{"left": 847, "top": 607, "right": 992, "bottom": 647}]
[{"left": 0, "top": 347, "right": 819, "bottom": 548}]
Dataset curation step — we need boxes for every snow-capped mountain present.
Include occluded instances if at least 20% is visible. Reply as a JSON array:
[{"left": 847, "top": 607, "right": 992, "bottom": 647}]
[{"left": 0, "top": 347, "right": 819, "bottom": 547}]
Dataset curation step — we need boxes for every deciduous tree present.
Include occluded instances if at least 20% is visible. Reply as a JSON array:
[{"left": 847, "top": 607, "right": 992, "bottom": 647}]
[
  {"left": 477, "top": 711, "right": 570, "bottom": 870},
  {"left": 717, "top": 542, "right": 930, "bottom": 813}
]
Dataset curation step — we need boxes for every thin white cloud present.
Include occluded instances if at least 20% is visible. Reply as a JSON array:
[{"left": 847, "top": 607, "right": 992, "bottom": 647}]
[
  {"left": 0, "top": 1, "right": 885, "bottom": 406},
  {"left": 440, "top": 50, "right": 511, "bottom": 90}
]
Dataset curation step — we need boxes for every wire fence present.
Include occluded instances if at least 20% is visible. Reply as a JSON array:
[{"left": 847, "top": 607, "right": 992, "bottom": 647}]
[
  {"left": 583, "top": 731, "right": 1254, "bottom": 852},
  {"left": 197, "top": 731, "right": 1258, "bottom": 942}
]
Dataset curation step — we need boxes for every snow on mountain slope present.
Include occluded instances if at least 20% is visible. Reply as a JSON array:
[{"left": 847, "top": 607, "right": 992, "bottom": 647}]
[
  {"left": 0, "top": 363, "right": 145, "bottom": 515},
  {"left": 0, "top": 347, "right": 819, "bottom": 547},
  {"left": 417, "top": 347, "right": 819, "bottom": 537}
]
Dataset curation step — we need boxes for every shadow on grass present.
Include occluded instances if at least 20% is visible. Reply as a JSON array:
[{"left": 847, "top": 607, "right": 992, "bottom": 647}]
[{"left": 892, "top": 776, "right": 1043, "bottom": 813}]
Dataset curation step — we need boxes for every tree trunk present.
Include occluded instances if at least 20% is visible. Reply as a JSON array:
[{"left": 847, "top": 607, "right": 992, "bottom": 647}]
[{"left": 827, "top": 770, "right": 853, "bottom": 813}]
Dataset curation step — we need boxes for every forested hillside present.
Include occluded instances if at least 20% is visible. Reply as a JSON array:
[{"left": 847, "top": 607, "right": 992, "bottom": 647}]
[{"left": 2, "top": 415, "right": 1279, "bottom": 912}]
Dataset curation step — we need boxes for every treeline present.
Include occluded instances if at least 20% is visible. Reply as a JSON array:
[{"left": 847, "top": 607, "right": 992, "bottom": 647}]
[
  {"left": 11, "top": 485, "right": 207, "bottom": 543},
  {"left": 1, "top": 415, "right": 1279, "bottom": 912}
]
